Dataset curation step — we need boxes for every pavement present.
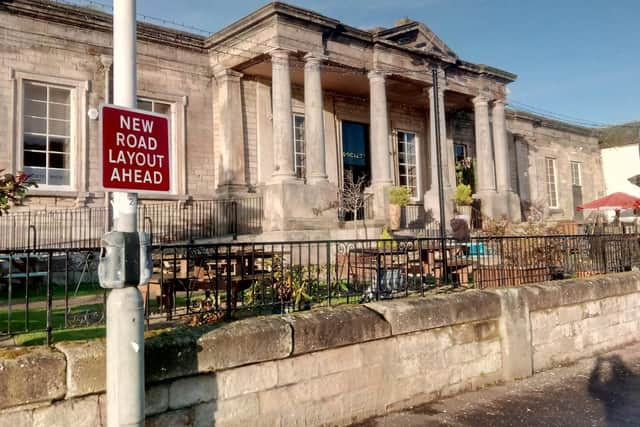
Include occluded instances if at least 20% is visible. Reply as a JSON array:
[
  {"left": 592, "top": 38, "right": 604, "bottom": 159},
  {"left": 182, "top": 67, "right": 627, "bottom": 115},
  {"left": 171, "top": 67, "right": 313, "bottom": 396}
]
[{"left": 352, "top": 341, "right": 640, "bottom": 427}]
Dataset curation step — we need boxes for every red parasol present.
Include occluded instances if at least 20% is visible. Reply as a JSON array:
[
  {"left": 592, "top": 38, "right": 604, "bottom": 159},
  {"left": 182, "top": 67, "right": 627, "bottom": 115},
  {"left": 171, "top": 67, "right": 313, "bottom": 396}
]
[{"left": 577, "top": 192, "right": 640, "bottom": 211}]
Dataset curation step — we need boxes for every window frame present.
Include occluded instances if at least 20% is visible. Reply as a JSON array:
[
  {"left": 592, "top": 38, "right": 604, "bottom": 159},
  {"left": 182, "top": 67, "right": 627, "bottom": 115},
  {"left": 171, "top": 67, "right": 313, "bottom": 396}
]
[
  {"left": 136, "top": 91, "right": 188, "bottom": 197},
  {"left": 395, "top": 129, "right": 420, "bottom": 199},
  {"left": 12, "top": 71, "right": 88, "bottom": 193},
  {"left": 570, "top": 161, "right": 582, "bottom": 187},
  {"left": 545, "top": 157, "right": 559, "bottom": 208},
  {"left": 292, "top": 113, "right": 306, "bottom": 180},
  {"left": 22, "top": 81, "right": 73, "bottom": 188}
]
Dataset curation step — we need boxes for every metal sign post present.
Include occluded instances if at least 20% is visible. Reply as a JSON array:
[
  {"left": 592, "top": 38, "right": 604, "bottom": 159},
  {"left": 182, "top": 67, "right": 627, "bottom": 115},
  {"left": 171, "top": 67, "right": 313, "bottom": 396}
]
[
  {"left": 99, "top": 1, "right": 145, "bottom": 425},
  {"left": 431, "top": 65, "right": 449, "bottom": 285}
]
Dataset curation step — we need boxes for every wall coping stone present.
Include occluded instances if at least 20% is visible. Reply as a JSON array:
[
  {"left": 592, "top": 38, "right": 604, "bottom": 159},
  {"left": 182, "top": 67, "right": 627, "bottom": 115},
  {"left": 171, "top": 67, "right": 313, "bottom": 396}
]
[
  {"left": 0, "top": 347, "right": 66, "bottom": 410},
  {"left": 522, "top": 272, "right": 640, "bottom": 312},
  {"left": 282, "top": 305, "right": 391, "bottom": 355},
  {"left": 365, "top": 290, "right": 501, "bottom": 336},
  {"left": 146, "top": 316, "right": 292, "bottom": 383},
  {"left": 54, "top": 340, "right": 106, "bottom": 399}
]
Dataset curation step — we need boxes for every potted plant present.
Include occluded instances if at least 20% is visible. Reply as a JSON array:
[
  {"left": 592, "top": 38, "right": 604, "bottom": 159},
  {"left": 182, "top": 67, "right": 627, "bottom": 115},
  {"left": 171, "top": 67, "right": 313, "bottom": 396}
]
[
  {"left": 454, "top": 183, "right": 473, "bottom": 218},
  {"left": 388, "top": 186, "right": 411, "bottom": 230}
]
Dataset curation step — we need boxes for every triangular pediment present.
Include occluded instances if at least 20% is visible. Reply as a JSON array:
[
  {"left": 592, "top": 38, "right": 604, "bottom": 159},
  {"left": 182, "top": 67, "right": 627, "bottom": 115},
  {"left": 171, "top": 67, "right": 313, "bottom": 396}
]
[{"left": 376, "top": 21, "right": 457, "bottom": 61}]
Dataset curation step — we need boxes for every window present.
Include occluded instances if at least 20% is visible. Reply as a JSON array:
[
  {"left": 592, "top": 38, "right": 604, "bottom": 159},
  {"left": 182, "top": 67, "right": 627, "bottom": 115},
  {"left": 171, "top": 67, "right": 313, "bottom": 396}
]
[
  {"left": 138, "top": 98, "right": 171, "bottom": 116},
  {"left": 397, "top": 130, "right": 418, "bottom": 197},
  {"left": 570, "top": 161, "right": 582, "bottom": 186},
  {"left": 22, "top": 81, "right": 72, "bottom": 186},
  {"left": 293, "top": 114, "right": 305, "bottom": 179},
  {"left": 137, "top": 97, "right": 175, "bottom": 192},
  {"left": 454, "top": 143, "right": 467, "bottom": 162},
  {"left": 545, "top": 157, "right": 558, "bottom": 208}
]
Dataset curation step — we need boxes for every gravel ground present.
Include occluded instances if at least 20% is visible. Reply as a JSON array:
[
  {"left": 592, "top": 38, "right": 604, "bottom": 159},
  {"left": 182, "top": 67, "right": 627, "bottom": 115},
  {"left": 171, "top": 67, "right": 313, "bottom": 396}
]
[{"left": 352, "top": 341, "right": 640, "bottom": 427}]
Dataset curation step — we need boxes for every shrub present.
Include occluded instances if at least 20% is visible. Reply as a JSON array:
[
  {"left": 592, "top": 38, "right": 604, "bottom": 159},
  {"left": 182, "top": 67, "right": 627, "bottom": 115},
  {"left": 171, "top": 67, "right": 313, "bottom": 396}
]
[
  {"left": 454, "top": 183, "right": 473, "bottom": 206},
  {"left": 389, "top": 186, "right": 411, "bottom": 207}
]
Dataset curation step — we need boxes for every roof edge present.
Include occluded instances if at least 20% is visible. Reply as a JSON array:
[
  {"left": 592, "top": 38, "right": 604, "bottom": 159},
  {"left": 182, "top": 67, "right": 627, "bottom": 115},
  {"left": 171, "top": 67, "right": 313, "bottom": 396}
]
[{"left": 507, "top": 108, "right": 597, "bottom": 137}]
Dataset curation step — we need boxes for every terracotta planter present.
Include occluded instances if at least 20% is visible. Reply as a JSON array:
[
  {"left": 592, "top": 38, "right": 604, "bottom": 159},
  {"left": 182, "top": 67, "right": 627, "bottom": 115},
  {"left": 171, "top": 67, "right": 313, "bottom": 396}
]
[{"left": 388, "top": 204, "right": 401, "bottom": 230}]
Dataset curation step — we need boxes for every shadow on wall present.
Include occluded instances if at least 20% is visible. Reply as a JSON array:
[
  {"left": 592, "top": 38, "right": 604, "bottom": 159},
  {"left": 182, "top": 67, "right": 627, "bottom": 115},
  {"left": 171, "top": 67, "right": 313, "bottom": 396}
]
[
  {"left": 588, "top": 354, "right": 640, "bottom": 426},
  {"left": 144, "top": 324, "right": 220, "bottom": 426}
]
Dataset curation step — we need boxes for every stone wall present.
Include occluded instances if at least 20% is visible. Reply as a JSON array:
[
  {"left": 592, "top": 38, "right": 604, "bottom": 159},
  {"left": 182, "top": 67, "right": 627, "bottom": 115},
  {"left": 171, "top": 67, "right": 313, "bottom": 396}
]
[
  {"left": 2, "top": 273, "right": 640, "bottom": 426},
  {"left": 506, "top": 112, "right": 604, "bottom": 220},
  {"left": 0, "top": 8, "right": 214, "bottom": 210}
]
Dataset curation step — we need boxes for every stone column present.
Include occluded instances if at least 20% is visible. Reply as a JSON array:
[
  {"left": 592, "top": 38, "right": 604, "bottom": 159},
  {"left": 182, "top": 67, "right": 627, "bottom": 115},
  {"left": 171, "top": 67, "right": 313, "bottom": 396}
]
[
  {"left": 424, "top": 85, "right": 454, "bottom": 224},
  {"left": 270, "top": 49, "right": 296, "bottom": 182},
  {"left": 367, "top": 71, "right": 393, "bottom": 222},
  {"left": 215, "top": 68, "right": 246, "bottom": 194},
  {"left": 492, "top": 100, "right": 510, "bottom": 193},
  {"left": 473, "top": 95, "right": 498, "bottom": 217},
  {"left": 304, "top": 53, "right": 327, "bottom": 183},
  {"left": 368, "top": 71, "right": 392, "bottom": 186},
  {"left": 492, "top": 99, "right": 522, "bottom": 220}
]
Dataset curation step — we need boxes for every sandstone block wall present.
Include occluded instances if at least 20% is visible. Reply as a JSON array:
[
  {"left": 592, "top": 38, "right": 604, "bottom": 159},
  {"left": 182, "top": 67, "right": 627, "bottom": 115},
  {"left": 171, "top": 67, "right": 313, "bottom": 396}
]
[{"left": 1, "top": 273, "right": 640, "bottom": 426}]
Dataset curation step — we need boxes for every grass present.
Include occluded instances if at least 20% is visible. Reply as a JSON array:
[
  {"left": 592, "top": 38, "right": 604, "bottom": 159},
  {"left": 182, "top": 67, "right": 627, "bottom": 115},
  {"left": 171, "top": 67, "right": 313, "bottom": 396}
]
[
  {"left": 0, "top": 302, "right": 105, "bottom": 333},
  {"left": 0, "top": 283, "right": 104, "bottom": 305},
  {"left": 15, "top": 326, "right": 106, "bottom": 346}
]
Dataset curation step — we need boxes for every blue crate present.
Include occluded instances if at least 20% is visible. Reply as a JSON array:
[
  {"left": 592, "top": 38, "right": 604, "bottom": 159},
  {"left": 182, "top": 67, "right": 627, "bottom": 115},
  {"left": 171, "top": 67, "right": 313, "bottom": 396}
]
[{"left": 468, "top": 243, "right": 485, "bottom": 256}]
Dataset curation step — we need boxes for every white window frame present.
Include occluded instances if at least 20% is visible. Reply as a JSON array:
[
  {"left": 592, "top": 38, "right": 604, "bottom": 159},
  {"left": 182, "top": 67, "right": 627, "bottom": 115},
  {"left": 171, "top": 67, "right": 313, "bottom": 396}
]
[
  {"left": 136, "top": 91, "right": 187, "bottom": 197},
  {"left": 545, "top": 157, "right": 559, "bottom": 208},
  {"left": 293, "top": 113, "right": 306, "bottom": 180},
  {"left": 570, "top": 161, "right": 582, "bottom": 186},
  {"left": 395, "top": 129, "right": 420, "bottom": 199},
  {"left": 11, "top": 70, "right": 88, "bottom": 193}
]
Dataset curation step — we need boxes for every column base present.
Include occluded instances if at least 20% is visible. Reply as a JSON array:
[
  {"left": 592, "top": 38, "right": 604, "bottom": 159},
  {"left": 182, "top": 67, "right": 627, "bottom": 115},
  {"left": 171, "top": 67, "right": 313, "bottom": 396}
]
[
  {"left": 476, "top": 190, "right": 521, "bottom": 222},
  {"left": 366, "top": 182, "right": 393, "bottom": 223},
  {"left": 262, "top": 180, "right": 340, "bottom": 232},
  {"left": 423, "top": 186, "right": 455, "bottom": 227},
  {"left": 215, "top": 184, "right": 249, "bottom": 199},
  {"left": 268, "top": 173, "right": 297, "bottom": 184}
]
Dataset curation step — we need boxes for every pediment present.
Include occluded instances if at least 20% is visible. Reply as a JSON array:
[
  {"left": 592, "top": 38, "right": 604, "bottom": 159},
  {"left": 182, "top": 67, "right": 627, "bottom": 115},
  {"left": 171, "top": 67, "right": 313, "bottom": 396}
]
[{"left": 376, "top": 22, "right": 457, "bottom": 61}]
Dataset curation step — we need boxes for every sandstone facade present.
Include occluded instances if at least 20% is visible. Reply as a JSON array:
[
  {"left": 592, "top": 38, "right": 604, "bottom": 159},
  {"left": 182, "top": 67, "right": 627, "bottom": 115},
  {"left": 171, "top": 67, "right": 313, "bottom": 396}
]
[{"left": 0, "top": 0, "right": 605, "bottom": 231}]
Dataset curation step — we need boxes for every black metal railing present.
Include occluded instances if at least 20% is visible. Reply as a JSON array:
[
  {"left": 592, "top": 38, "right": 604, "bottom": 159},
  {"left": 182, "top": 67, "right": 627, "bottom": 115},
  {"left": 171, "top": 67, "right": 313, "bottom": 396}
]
[
  {"left": 0, "top": 197, "right": 263, "bottom": 250},
  {"left": 1, "top": 233, "right": 638, "bottom": 345}
]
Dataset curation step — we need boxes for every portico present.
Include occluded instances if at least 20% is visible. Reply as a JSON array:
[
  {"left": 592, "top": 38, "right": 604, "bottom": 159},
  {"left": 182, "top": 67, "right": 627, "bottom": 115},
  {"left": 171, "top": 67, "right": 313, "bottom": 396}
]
[{"left": 207, "top": 3, "right": 521, "bottom": 231}]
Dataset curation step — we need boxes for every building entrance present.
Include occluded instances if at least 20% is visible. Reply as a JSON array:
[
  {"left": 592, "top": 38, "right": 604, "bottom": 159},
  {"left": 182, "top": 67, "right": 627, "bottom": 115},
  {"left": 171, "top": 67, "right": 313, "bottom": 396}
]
[{"left": 341, "top": 121, "right": 370, "bottom": 221}]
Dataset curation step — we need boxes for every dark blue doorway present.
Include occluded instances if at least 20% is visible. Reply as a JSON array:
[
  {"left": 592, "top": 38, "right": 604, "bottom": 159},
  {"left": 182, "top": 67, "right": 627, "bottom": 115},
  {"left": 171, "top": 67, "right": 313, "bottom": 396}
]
[{"left": 341, "top": 121, "right": 370, "bottom": 221}]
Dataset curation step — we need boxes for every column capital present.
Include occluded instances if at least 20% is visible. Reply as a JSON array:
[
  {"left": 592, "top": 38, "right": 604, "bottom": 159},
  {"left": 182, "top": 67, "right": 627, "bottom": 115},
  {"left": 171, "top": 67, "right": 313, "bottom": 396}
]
[
  {"left": 100, "top": 54, "right": 113, "bottom": 69},
  {"left": 213, "top": 67, "right": 243, "bottom": 82},
  {"left": 304, "top": 52, "right": 327, "bottom": 65},
  {"left": 367, "top": 70, "right": 388, "bottom": 82},
  {"left": 492, "top": 98, "right": 507, "bottom": 108},
  {"left": 269, "top": 48, "right": 294, "bottom": 60},
  {"left": 426, "top": 85, "right": 446, "bottom": 98},
  {"left": 472, "top": 95, "right": 490, "bottom": 106}
]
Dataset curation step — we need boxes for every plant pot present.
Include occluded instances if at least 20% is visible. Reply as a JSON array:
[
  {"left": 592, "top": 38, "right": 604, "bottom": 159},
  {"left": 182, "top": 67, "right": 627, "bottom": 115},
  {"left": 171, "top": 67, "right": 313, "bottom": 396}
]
[
  {"left": 388, "top": 204, "right": 401, "bottom": 230},
  {"left": 456, "top": 204, "right": 472, "bottom": 219}
]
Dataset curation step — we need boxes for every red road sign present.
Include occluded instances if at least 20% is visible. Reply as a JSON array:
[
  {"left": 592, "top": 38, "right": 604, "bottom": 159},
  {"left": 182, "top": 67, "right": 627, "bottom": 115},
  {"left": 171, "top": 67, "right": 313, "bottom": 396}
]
[{"left": 101, "top": 104, "right": 171, "bottom": 192}]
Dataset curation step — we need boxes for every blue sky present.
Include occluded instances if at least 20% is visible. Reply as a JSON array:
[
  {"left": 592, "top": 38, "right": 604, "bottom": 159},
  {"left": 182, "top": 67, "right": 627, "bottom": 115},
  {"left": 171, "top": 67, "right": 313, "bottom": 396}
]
[{"left": 80, "top": 0, "right": 640, "bottom": 126}]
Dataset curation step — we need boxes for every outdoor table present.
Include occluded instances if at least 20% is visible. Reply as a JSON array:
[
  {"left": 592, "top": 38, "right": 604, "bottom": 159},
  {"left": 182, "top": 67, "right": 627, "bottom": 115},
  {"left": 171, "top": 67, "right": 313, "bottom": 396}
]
[{"left": 348, "top": 245, "right": 417, "bottom": 300}]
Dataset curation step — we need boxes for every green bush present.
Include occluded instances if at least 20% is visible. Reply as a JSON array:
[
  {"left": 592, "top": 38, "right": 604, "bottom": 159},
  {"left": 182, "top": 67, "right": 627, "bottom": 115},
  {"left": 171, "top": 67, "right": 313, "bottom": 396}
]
[
  {"left": 389, "top": 186, "right": 411, "bottom": 207},
  {"left": 454, "top": 183, "right": 473, "bottom": 206}
]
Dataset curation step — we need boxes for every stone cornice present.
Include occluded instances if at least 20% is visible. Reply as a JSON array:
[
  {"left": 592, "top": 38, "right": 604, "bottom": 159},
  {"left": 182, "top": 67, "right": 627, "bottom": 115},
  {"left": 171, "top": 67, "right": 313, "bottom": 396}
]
[
  {"left": 4, "top": 0, "right": 517, "bottom": 85},
  {"left": 507, "top": 108, "right": 597, "bottom": 138},
  {"left": 1, "top": 0, "right": 206, "bottom": 51}
]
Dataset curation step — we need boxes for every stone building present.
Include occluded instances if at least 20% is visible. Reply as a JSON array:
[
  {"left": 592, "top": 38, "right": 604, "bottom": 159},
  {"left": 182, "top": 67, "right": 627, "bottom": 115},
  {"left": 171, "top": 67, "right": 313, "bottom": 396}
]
[
  {"left": 600, "top": 122, "right": 640, "bottom": 197},
  {"left": 0, "top": 0, "right": 605, "bottom": 237}
]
